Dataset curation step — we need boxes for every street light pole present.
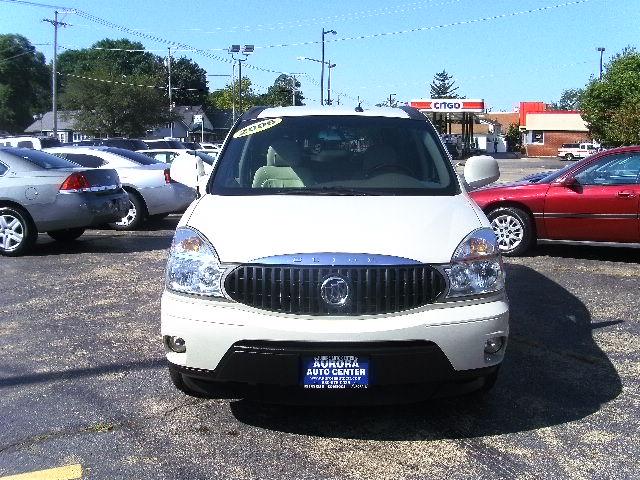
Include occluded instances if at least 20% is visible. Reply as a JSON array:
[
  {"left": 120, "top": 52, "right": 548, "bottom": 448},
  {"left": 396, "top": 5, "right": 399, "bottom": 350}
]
[
  {"left": 167, "top": 46, "right": 173, "bottom": 137},
  {"left": 231, "top": 62, "right": 236, "bottom": 123},
  {"left": 229, "top": 45, "right": 253, "bottom": 117},
  {"left": 326, "top": 62, "right": 336, "bottom": 105},
  {"left": 292, "top": 74, "right": 297, "bottom": 106},
  {"left": 321, "top": 28, "right": 336, "bottom": 105},
  {"left": 597, "top": 47, "right": 606, "bottom": 80}
]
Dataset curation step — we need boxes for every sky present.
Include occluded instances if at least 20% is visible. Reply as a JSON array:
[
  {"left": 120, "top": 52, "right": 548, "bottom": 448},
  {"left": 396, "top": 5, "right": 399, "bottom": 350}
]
[{"left": 1, "top": 0, "right": 638, "bottom": 111}]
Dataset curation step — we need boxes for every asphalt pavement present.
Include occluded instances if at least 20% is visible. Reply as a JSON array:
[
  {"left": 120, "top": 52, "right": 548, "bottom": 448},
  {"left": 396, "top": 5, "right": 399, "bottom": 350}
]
[{"left": 1, "top": 158, "right": 639, "bottom": 479}]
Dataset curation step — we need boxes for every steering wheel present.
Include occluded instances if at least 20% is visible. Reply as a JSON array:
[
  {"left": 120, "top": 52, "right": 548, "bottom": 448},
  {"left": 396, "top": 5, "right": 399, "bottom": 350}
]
[{"left": 367, "top": 163, "right": 416, "bottom": 177}]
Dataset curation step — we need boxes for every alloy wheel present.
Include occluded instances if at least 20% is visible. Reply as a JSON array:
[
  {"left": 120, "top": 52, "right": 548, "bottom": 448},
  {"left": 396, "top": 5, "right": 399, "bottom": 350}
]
[
  {"left": 0, "top": 214, "right": 25, "bottom": 252},
  {"left": 491, "top": 214, "right": 524, "bottom": 251},
  {"left": 115, "top": 201, "right": 137, "bottom": 227}
]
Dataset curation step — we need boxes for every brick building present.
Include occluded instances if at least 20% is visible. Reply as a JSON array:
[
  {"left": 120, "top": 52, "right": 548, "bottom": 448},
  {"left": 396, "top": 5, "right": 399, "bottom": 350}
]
[{"left": 519, "top": 102, "right": 591, "bottom": 157}]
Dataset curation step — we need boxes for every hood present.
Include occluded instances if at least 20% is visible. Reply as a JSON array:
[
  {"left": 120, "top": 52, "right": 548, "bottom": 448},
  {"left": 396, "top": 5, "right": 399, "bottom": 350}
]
[
  {"left": 475, "top": 177, "right": 545, "bottom": 192},
  {"left": 187, "top": 194, "right": 484, "bottom": 264}
]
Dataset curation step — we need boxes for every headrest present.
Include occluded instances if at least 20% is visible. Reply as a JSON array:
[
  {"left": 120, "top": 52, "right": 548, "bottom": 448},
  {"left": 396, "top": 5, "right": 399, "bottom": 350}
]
[
  {"left": 267, "top": 140, "right": 301, "bottom": 167},
  {"left": 363, "top": 144, "right": 398, "bottom": 171}
]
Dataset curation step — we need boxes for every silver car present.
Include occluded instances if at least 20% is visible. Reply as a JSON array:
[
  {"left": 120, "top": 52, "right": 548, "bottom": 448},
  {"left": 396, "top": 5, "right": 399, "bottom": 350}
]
[
  {"left": 46, "top": 147, "right": 196, "bottom": 230},
  {"left": 0, "top": 147, "right": 129, "bottom": 256}
]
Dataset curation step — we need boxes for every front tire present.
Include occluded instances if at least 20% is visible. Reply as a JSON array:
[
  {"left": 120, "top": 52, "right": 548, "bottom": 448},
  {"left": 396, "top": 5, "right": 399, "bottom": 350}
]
[
  {"left": 109, "top": 192, "right": 146, "bottom": 231},
  {"left": 0, "top": 205, "right": 37, "bottom": 256},
  {"left": 47, "top": 227, "right": 85, "bottom": 242},
  {"left": 564, "top": 153, "right": 574, "bottom": 161},
  {"left": 487, "top": 206, "right": 534, "bottom": 256}
]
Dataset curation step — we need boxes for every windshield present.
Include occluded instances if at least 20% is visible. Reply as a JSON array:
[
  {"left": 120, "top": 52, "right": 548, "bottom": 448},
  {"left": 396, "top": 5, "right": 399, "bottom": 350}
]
[
  {"left": 104, "top": 147, "right": 163, "bottom": 165},
  {"left": 211, "top": 115, "right": 458, "bottom": 196}
]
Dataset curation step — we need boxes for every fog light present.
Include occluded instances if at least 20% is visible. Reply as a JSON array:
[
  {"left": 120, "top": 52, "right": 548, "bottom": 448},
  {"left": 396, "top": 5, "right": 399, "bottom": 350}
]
[
  {"left": 165, "top": 335, "right": 186, "bottom": 353},
  {"left": 484, "top": 337, "right": 504, "bottom": 354}
]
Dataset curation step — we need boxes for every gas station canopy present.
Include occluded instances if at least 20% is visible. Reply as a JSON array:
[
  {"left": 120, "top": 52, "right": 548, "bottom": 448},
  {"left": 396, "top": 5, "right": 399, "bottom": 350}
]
[{"left": 408, "top": 98, "right": 486, "bottom": 158}]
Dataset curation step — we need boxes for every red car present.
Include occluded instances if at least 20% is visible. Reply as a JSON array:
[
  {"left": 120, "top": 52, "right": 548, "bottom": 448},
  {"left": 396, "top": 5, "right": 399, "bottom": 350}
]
[{"left": 470, "top": 146, "right": 640, "bottom": 256}]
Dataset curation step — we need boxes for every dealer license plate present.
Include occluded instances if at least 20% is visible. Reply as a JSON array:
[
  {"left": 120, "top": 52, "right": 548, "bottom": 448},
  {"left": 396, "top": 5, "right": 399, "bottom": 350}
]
[{"left": 302, "top": 355, "right": 369, "bottom": 389}]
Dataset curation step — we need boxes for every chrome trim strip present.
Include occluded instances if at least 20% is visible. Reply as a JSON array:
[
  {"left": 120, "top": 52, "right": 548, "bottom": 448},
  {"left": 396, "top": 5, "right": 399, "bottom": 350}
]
[
  {"left": 544, "top": 213, "right": 638, "bottom": 219},
  {"left": 59, "top": 184, "right": 121, "bottom": 194},
  {"left": 249, "top": 253, "right": 422, "bottom": 266},
  {"left": 538, "top": 239, "right": 640, "bottom": 248}
]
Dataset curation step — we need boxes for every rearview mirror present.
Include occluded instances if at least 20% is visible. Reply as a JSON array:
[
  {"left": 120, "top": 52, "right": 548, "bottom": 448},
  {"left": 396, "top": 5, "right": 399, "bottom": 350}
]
[{"left": 463, "top": 155, "right": 500, "bottom": 190}]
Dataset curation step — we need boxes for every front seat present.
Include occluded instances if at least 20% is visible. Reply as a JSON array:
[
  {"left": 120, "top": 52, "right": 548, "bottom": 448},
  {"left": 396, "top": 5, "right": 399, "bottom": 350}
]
[{"left": 252, "top": 140, "right": 312, "bottom": 188}]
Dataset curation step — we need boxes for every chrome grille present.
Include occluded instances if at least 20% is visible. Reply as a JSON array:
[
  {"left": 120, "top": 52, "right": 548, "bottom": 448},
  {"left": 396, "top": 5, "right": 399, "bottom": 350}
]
[{"left": 223, "top": 265, "right": 445, "bottom": 316}]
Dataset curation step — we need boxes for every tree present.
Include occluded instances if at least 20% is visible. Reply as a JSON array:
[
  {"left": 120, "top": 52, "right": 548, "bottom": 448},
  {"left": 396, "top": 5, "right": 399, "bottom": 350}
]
[
  {"left": 581, "top": 47, "right": 640, "bottom": 145},
  {"left": 430, "top": 70, "right": 460, "bottom": 98},
  {"left": 549, "top": 88, "right": 583, "bottom": 110},
  {"left": 258, "top": 74, "right": 304, "bottom": 107},
  {"left": 63, "top": 68, "right": 171, "bottom": 137},
  {"left": 59, "top": 39, "right": 172, "bottom": 137},
  {"left": 0, "top": 34, "right": 50, "bottom": 133},
  {"left": 207, "top": 77, "right": 257, "bottom": 113},
  {"left": 167, "top": 57, "right": 208, "bottom": 106},
  {"left": 57, "top": 39, "right": 160, "bottom": 93},
  {"left": 505, "top": 123, "right": 522, "bottom": 152}
]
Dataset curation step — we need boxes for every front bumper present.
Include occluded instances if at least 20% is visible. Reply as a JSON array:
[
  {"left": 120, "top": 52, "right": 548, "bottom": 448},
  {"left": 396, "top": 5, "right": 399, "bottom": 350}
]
[
  {"left": 31, "top": 189, "right": 130, "bottom": 232},
  {"left": 161, "top": 291, "right": 509, "bottom": 392}
]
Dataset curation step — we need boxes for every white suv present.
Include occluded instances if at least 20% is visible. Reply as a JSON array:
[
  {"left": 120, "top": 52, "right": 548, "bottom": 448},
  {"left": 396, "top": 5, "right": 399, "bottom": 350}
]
[{"left": 161, "top": 106, "right": 509, "bottom": 402}]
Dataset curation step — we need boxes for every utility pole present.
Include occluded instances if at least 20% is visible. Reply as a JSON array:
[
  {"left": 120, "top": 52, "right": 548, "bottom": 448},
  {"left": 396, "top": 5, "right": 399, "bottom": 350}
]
[
  {"left": 43, "top": 11, "right": 69, "bottom": 140},
  {"left": 389, "top": 93, "right": 396, "bottom": 107},
  {"left": 167, "top": 47, "right": 173, "bottom": 137}
]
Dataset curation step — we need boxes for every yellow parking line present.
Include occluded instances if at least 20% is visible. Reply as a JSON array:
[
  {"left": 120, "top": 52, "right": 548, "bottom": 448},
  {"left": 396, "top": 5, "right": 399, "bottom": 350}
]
[{"left": 0, "top": 464, "right": 82, "bottom": 480}]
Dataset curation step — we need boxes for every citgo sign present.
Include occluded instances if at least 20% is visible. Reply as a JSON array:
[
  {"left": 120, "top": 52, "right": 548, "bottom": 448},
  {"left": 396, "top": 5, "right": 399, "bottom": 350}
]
[{"left": 409, "top": 99, "right": 485, "bottom": 113}]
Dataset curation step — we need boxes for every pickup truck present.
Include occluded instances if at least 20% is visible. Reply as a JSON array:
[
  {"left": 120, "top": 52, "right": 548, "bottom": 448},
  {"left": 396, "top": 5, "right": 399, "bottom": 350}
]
[{"left": 557, "top": 142, "right": 597, "bottom": 161}]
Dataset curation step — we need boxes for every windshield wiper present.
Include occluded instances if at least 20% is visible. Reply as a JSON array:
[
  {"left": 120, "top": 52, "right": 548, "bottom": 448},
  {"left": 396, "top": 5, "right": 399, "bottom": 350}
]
[{"left": 272, "top": 186, "right": 377, "bottom": 196}]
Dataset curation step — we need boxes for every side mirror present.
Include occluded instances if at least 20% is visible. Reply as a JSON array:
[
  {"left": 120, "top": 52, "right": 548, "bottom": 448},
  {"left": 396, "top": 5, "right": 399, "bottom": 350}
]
[
  {"left": 559, "top": 176, "right": 580, "bottom": 188},
  {"left": 463, "top": 155, "right": 500, "bottom": 190},
  {"left": 196, "top": 157, "right": 206, "bottom": 177}
]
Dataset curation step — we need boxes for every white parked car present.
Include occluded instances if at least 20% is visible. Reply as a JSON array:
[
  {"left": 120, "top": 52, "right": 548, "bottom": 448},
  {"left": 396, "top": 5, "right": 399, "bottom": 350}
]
[
  {"left": 45, "top": 146, "right": 195, "bottom": 230},
  {"left": 0, "top": 136, "right": 61, "bottom": 150},
  {"left": 161, "top": 106, "right": 508, "bottom": 403},
  {"left": 557, "top": 142, "right": 597, "bottom": 161},
  {"left": 139, "top": 148, "right": 184, "bottom": 164},
  {"left": 138, "top": 149, "right": 215, "bottom": 190}
]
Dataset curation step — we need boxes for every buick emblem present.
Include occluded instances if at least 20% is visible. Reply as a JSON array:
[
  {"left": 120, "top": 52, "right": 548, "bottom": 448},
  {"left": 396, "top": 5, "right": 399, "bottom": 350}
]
[{"left": 320, "top": 276, "right": 350, "bottom": 306}]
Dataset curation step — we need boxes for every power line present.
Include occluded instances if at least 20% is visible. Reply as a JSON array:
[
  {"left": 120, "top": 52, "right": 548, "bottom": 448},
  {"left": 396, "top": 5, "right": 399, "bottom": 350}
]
[
  {"left": 60, "top": 71, "right": 165, "bottom": 89},
  {"left": 150, "top": 0, "right": 469, "bottom": 35},
  {"left": 256, "top": 0, "right": 596, "bottom": 49},
  {"left": 0, "top": 0, "right": 71, "bottom": 10}
]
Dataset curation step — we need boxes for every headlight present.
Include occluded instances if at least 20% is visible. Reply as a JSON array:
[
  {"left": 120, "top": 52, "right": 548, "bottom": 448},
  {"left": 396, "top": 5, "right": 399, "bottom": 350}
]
[
  {"left": 166, "top": 227, "right": 225, "bottom": 297},
  {"left": 443, "top": 228, "right": 505, "bottom": 299}
]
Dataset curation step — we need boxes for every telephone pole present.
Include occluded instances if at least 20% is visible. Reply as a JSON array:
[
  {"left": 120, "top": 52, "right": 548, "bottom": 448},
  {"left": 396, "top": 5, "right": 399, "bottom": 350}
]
[{"left": 43, "top": 11, "right": 69, "bottom": 139}]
